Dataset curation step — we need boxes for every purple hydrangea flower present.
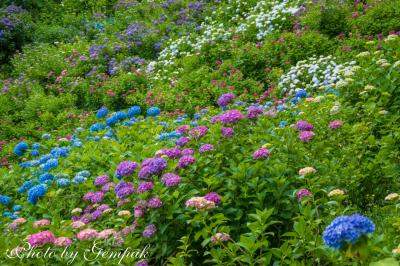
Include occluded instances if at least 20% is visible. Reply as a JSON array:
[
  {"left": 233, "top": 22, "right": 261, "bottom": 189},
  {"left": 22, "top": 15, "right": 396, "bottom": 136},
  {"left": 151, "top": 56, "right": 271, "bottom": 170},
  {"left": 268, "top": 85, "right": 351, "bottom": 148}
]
[
  {"left": 176, "top": 136, "right": 190, "bottom": 147},
  {"left": 94, "top": 175, "right": 109, "bottom": 186},
  {"left": 137, "top": 182, "right": 154, "bottom": 193},
  {"left": 148, "top": 197, "right": 163, "bottom": 208},
  {"left": 142, "top": 224, "right": 157, "bottom": 238},
  {"left": 252, "top": 147, "right": 270, "bottom": 160},
  {"left": 161, "top": 173, "right": 181, "bottom": 187},
  {"left": 177, "top": 155, "right": 196, "bottom": 168},
  {"left": 247, "top": 105, "right": 264, "bottom": 119},
  {"left": 116, "top": 161, "right": 138, "bottom": 177},
  {"left": 221, "top": 127, "right": 234, "bottom": 138},
  {"left": 204, "top": 192, "right": 221, "bottom": 204},
  {"left": 189, "top": 126, "right": 208, "bottom": 139},
  {"left": 212, "top": 110, "right": 244, "bottom": 125},
  {"left": 299, "top": 131, "right": 315, "bottom": 142},
  {"left": 296, "top": 189, "right": 312, "bottom": 201},
  {"left": 162, "top": 147, "right": 182, "bottom": 159},
  {"left": 199, "top": 144, "right": 214, "bottom": 153},
  {"left": 217, "top": 93, "right": 235, "bottom": 107},
  {"left": 296, "top": 120, "right": 314, "bottom": 131},
  {"left": 115, "top": 182, "right": 135, "bottom": 198}
]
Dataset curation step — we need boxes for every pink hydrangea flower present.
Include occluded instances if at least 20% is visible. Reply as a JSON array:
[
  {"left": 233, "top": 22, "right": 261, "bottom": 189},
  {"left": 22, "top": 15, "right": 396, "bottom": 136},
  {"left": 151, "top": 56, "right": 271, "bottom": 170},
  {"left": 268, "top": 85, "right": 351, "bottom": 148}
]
[{"left": 26, "top": 231, "right": 55, "bottom": 247}]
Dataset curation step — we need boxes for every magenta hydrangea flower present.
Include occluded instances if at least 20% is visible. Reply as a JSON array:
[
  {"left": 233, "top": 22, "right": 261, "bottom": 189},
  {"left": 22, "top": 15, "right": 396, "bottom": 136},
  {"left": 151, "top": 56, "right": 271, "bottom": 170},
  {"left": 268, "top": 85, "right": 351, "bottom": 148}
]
[
  {"left": 77, "top": 229, "right": 98, "bottom": 240},
  {"left": 26, "top": 231, "right": 55, "bottom": 247},
  {"left": 204, "top": 192, "right": 221, "bottom": 204},
  {"left": 136, "top": 261, "right": 149, "bottom": 266},
  {"left": 181, "top": 148, "right": 194, "bottom": 156},
  {"left": 161, "top": 173, "right": 181, "bottom": 187},
  {"left": 94, "top": 175, "right": 109, "bottom": 186},
  {"left": 176, "top": 125, "right": 190, "bottom": 134},
  {"left": 190, "top": 126, "right": 208, "bottom": 139},
  {"left": 217, "top": 92, "right": 236, "bottom": 107},
  {"left": 212, "top": 110, "right": 244, "bottom": 125},
  {"left": 296, "top": 189, "right": 313, "bottom": 201},
  {"left": 148, "top": 197, "right": 163, "bottom": 208},
  {"left": 252, "top": 147, "right": 270, "bottom": 160},
  {"left": 296, "top": 120, "right": 314, "bottom": 131},
  {"left": 142, "top": 224, "right": 157, "bottom": 238},
  {"left": 247, "top": 105, "right": 264, "bottom": 119},
  {"left": 102, "top": 182, "right": 114, "bottom": 192},
  {"left": 176, "top": 136, "right": 190, "bottom": 147},
  {"left": 221, "top": 127, "right": 234, "bottom": 138},
  {"left": 116, "top": 161, "right": 138, "bottom": 177},
  {"left": 90, "top": 191, "right": 104, "bottom": 203},
  {"left": 199, "top": 144, "right": 214, "bottom": 153},
  {"left": 83, "top": 191, "right": 95, "bottom": 201},
  {"left": 54, "top": 237, "right": 72, "bottom": 247},
  {"left": 134, "top": 205, "right": 146, "bottom": 218},
  {"left": 178, "top": 155, "right": 196, "bottom": 168},
  {"left": 137, "top": 181, "right": 154, "bottom": 193},
  {"left": 329, "top": 120, "right": 343, "bottom": 129},
  {"left": 299, "top": 131, "right": 315, "bottom": 142}
]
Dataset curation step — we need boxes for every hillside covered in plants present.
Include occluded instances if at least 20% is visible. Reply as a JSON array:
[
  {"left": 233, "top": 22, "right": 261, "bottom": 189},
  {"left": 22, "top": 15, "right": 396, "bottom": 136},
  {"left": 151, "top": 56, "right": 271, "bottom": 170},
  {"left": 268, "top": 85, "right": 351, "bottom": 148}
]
[{"left": 0, "top": 0, "right": 400, "bottom": 265}]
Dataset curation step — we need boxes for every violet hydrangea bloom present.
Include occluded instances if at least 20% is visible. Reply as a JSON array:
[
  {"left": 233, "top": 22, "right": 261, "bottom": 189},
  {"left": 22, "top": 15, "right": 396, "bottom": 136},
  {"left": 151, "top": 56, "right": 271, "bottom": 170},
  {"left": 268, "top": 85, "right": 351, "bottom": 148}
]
[
  {"left": 177, "top": 155, "right": 196, "bottom": 168},
  {"left": 142, "top": 224, "right": 157, "bottom": 238},
  {"left": 176, "top": 136, "right": 190, "bottom": 147},
  {"left": 212, "top": 110, "right": 244, "bottom": 125},
  {"left": 148, "top": 197, "right": 163, "bottom": 208},
  {"left": 138, "top": 158, "right": 167, "bottom": 178},
  {"left": 299, "top": 131, "right": 315, "bottom": 142},
  {"left": 221, "top": 127, "right": 234, "bottom": 138},
  {"left": 137, "top": 181, "right": 154, "bottom": 193},
  {"left": 116, "top": 161, "right": 138, "bottom": 177},
  {"left": 329, "top": 120, "right": 343, "bottom": 129},
  {"left": 247, "top": 105, "right": 264, "bottom": 119},
  {"left": 217, "top": 92, "right": 236, "bottom": 107},
  {"left": 115, "top": 182, "right": 135, "bottom": 198},
  {"left": 94, "top": 175, "right": 109, "bottom": 186},
  {"left": 161, "top": 173, "right": 181, "bottom": 187},
  {"left": 296, "top": 120, "right": 314, "bottom": 131},
  {"left": 252, "top": 147, "right": 270, "bottom": 160},
  {"left": 189, "top": 126, "right": 208, "bottom": 139},
  {"left": 162, "top": 147, "right": 182, "bottom": 159},
  {"left": 199, "top": 144, "right": 214, "bottom": 153},
  {"left": 176, "top": 125, "right": 190, "bottom": 134},
  {"left": 296, "top": 189, "right": 312, "bottom": 201},
  {"left": 204, "top": 192, "right": 221, "bottom": 204}
]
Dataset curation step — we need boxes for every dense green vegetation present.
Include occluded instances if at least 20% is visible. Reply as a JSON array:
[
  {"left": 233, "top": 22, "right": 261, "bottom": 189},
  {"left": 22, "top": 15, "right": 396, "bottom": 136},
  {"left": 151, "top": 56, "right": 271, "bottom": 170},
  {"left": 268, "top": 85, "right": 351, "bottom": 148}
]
[{"left": 0, "top": 0, "right": 399, "bottom": 265}]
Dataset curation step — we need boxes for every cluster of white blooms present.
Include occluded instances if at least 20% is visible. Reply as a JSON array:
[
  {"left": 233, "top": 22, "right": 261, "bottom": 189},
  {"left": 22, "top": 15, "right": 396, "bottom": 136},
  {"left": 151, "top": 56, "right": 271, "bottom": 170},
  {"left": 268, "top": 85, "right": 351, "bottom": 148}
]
[
  {"left": 148, "top": 1, "right": 303, "bottom": 81},
  {"left": 237, "top": 0, "right": 300, "bottom": 40},
  {"left": 278, "top": 55, "right": 357, "bottom": 95}
]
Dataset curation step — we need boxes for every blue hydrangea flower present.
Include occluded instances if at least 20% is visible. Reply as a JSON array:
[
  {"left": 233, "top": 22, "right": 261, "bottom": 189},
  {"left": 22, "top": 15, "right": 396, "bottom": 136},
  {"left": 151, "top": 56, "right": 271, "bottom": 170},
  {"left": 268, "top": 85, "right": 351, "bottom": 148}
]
[
  {"left": 18, "top": 181, "right": 34, "bottom": 193},
  {"left": 42, "top": 133, "right": 51, "bottom": 140},
  {"left": 0, "top": 195, "right": 11, "bottom": 205},
  {"left": 39, "top": 154, "right": 52, "bottom": 164},
  {"left": 31, "top": 149, "right": 40, "bottom": 157},
  {"left": 42, "top": 159, "right": 58, "bottom": 171},
  {"left": 159, "top": 132, "right": 182, "bottom": 141},
  {"left": 50, "top": 147, "right": 70, "bottom": 158},
  {"left": 115, "top": 111, "right": 127, "bottom": 120},
  {"left": 279, "top": 121, "right": 288, "bottom": 128},
  {"left": 39, "top": 173, "right": 54, "bottom": 184},
  {"left": 194, "top": 113, "right": 201, "bottom": 120},
  {"left": 13, "top": 142, "right": 29, "bottom": 156},
  {"left": 96, "top": 107, "right": 109, "bottom": 118},
  {"left": 19, "top": 161, "right": 33, "bottom": 168},
  {"left": 78, "top": 170, "right": 90, "bottom": 177},
  {"left": 128, "top": 106, "right": 141, "bottom": 117},
  {"left": 32, "top": 143, "right": 40, "bottom": 149},
  {"left": 295, "top": 89, "right": 307, "bottom": 98},
  {"left": 73, "top": 141, "right": 83, "bottom": 147},
  {"left": 73, "top": 175, "right": 86, "bottom": 184},
  {"left": 147, "top": 107, "right": 161, "bottom": 117},
  {"left": 2, "top": 211, "right": 12, "bottom": 217},
  {"left": 190, "top": 121, "right": 198, "bottom": 126},
  {"left": 106, "top": 115, "right": 119, "bottom": 127},
  {"left": 57, "top": 178, "right": 71, "bottom": 187},
  {"left": 90, "top": 123, "right": 106, "bottom": 132},
  {"left": 94, "top": 136, "right": 101, "bottom": 142},
  {"left": 323, "top": 214, "right": 375, "bottom": 250},
  {"left": 10, "top": 214, "right": 18, "bottom": 220},
  {"left": 27, "top": 184, "right": 47, "bottom": 205},
  {"left": 12, "top": 205, "right": 22, "bottom": 212}
]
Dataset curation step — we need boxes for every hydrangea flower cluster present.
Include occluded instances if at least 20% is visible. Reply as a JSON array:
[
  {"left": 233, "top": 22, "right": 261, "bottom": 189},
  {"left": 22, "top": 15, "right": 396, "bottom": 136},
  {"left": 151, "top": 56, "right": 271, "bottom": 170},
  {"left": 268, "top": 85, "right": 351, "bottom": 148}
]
[{"left": 323, "top": 214, "right": 375, "bottom": 250}]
